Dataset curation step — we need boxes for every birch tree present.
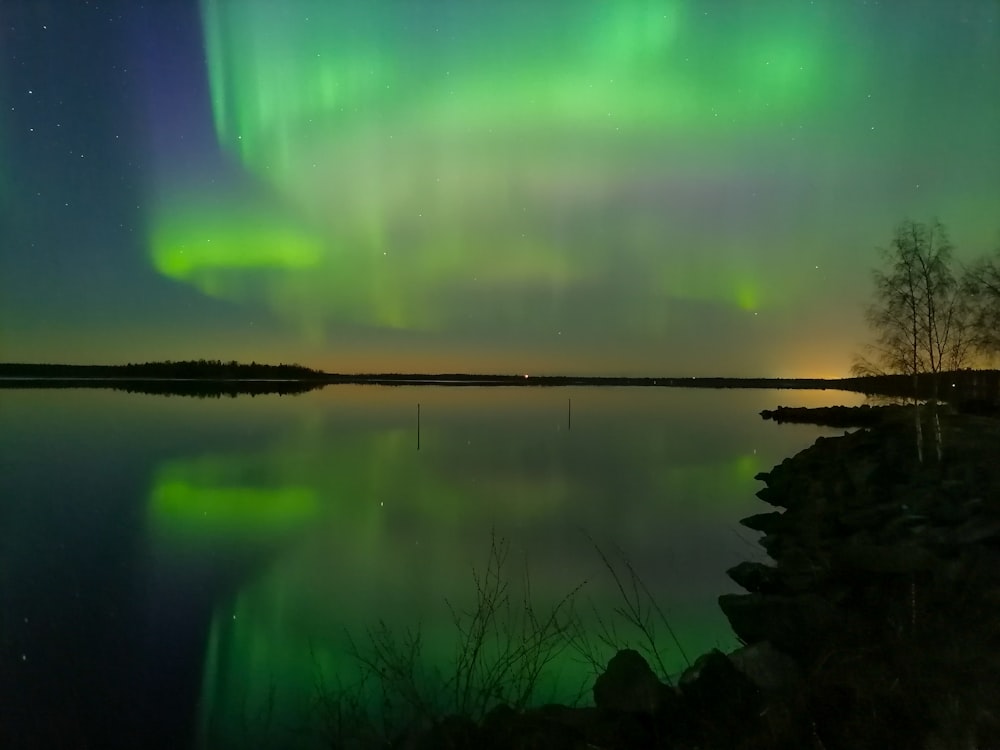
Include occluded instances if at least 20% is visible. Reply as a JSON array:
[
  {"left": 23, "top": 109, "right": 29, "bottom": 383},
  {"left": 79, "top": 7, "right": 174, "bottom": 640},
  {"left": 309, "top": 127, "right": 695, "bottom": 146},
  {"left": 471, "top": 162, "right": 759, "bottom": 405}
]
[
  {"left": 854, "top": 219, "right": 971, "bottom": 388},
  {"left": 853, "top": 219, "right": 972, "bottom": 461},
  {"left": 963, "top": 241, "right": 1000, "bottom": 359}
]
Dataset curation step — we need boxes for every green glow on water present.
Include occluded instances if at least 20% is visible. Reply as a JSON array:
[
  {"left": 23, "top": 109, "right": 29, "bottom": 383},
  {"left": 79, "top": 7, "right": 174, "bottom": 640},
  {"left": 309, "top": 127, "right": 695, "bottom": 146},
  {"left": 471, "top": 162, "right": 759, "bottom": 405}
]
[
  {"left": 150, "top": 476, "right": 318, "bottom": 538},
  {"left": 136, "top": 387, "right": 865, "bottom": 746}
]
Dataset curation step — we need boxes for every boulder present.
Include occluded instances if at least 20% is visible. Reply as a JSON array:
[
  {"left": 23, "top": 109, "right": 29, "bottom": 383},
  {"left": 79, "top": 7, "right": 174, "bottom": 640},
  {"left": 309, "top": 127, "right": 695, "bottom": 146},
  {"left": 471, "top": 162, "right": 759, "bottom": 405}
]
[
  {"left": 833, "top": 538, "right": 936, "bottom": 574},
  {"left": 740, "top": 511, "right": 786, "bottom": 534},
  {"left": 726, "top": 561, "right": 782, "bottom": 594},
  {"left": 755, "top": 486, "right": 784, "bottom": 507},
  {"left": 726, "top": 641, "right": 800, "bottom": 691},
  {"left": 592, "top": 649, "right": 664, "bottom": 715},
  {"left": 398, "top": 714, "right": 479, "bottom": 750},
  {"left": 718, "top": 592, "right": 840, "bottom": 657},
  {"left": 478, "top": 704, "right": 588, "bottom": 750},
  {"left": 679, "top": 650, "right": 761, "bottom": 726}
]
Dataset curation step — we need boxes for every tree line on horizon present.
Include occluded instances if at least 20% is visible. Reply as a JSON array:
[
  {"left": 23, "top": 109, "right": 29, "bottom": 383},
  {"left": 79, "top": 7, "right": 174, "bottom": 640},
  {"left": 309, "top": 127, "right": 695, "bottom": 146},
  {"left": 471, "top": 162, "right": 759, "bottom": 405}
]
[
  {"left": 854, "top": 218, "right": 1000, "bottom": 400},
  {"left": 0, "top": 359, "right": 323, "bottom": 379}
]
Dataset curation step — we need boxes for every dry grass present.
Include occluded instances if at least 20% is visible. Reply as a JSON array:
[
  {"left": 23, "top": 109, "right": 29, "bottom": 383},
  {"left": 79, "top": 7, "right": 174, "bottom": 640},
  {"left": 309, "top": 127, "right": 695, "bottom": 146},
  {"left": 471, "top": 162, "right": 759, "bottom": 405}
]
[{"left": 311, "top": 531, "right": 586, "bottom": 745}]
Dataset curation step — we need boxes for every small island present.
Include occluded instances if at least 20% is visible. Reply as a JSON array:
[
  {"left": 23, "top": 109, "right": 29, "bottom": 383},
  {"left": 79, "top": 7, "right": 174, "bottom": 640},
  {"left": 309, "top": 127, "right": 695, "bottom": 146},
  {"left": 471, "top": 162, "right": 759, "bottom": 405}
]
[{"left": 0, "top": 360, "right": 326, "bottom": 398}]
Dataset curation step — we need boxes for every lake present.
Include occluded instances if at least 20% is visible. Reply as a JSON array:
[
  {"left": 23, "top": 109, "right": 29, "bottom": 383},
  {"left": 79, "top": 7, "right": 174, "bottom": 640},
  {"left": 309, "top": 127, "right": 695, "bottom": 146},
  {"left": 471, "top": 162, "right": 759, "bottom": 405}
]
[{"left": 0, "top": 385, "right": 865, "bottom": 749}]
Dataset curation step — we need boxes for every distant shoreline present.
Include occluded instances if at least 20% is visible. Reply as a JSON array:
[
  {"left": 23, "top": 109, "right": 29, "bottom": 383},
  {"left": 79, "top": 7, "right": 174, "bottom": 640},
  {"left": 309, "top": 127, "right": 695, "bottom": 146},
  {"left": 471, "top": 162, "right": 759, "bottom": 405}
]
[
  {"left": 2, "top": 362, "right": 997, "bottom": 401},
  {"left": 0, "top": 375, "right": 851, "bottom": 389},
  {"left": 0, "top": 362, "right": 854, "bottom": 390}
]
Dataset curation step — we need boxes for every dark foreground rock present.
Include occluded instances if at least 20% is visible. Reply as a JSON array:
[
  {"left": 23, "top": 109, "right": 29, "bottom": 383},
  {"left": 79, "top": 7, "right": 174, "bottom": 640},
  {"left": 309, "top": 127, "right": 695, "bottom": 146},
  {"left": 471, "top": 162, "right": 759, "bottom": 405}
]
[
  {"left": 759, "top": 402, "right": 914, "bottom": 427},
  {"left": 723, "top": 409, "right": 1000, "bottom": 748},
  {"left": 398, "top": 409, "right": 1000, "bottom": 749}
]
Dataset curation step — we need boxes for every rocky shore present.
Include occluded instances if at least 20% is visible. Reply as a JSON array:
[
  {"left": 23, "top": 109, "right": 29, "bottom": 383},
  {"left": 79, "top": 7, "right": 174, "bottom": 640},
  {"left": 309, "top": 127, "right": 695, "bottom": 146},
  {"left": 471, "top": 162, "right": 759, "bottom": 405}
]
[
  {"left": 720, "top": 408, "right": 1000, "bottom": 748},
  {"left": 759, "top": 403, "right": 911, "bottom": 427},
  {"left": 396, "top": 408, "right": 1000, "bottom": 749}
]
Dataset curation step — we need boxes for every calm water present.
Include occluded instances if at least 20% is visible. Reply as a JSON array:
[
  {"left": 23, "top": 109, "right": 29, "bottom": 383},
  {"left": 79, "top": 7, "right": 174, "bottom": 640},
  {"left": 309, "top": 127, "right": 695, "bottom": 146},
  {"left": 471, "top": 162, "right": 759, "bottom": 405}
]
[{"left": 0, "top": 385, "right": 864, "bottom": 748}]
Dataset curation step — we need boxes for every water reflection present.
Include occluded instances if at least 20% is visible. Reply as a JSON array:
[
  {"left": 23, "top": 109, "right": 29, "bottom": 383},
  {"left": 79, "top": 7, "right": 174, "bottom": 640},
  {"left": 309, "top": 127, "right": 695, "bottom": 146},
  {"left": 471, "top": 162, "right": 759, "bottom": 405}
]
[
  {"left": 0, "top": 385, "right": 864, "bottom": 748},
  {"left": 140, "top": 386, "right": 864, "bottom": 747}
]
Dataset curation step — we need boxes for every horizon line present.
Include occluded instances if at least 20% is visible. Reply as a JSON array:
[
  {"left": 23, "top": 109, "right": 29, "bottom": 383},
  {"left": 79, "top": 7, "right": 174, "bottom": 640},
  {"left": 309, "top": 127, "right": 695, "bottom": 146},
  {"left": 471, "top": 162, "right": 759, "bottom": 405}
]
[
  {"left": 0, "top": 360, "right": 861, "bottom": 381},
  {"left": 7, "top": 360, "right": 987, "bottom": 383}
]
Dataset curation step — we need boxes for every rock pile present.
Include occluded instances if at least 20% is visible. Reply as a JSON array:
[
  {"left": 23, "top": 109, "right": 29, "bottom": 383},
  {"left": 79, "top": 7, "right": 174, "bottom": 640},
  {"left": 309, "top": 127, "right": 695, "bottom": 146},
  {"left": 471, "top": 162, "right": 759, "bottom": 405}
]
[
  {"left": 397, "top": 410, "right": 1000, "bottom": 749},
  {"left": 720, "top": 410, "right": 1000, "bottom": 748},
  {"left": 759, "top": 403, "right": 912, "bottom": 427}
]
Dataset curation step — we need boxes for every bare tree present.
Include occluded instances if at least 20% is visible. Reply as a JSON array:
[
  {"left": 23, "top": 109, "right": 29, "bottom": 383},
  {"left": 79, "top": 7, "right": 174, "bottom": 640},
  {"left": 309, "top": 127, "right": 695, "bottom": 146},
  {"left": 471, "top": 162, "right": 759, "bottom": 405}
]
[
  {"left": 963, "top": 241, "right": 1000, "bottom": 360},
  {"left": 853, "top": 219, "right": 972, "bottom": 391},
  {"left": 854, "top": 219, "right": 973, "bottom": 462}
]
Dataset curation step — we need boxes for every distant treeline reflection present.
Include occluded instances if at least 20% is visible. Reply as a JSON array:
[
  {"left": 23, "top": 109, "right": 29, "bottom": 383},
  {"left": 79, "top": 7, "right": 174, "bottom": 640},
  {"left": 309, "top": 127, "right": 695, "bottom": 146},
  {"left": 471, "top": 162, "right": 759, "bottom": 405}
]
[
  {"left": 3, "top": 359, "right": 1000, "bottom": 404},
  {"left": 0, "top": 379, "right": 321, "bottom": 398},
  {"left": 113, "top": 380, "right": 322, "bottom": 398}
]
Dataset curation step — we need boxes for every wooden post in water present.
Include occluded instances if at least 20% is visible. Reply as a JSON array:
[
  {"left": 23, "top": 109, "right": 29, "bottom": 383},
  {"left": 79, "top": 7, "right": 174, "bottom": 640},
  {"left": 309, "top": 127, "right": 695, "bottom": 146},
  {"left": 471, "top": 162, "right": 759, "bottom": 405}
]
[
  {"left": 417, "top": 403, "right": 421, "bottom": 451},
  {"left": 568, "top": 398, "right": 571, "bottom": 431}
]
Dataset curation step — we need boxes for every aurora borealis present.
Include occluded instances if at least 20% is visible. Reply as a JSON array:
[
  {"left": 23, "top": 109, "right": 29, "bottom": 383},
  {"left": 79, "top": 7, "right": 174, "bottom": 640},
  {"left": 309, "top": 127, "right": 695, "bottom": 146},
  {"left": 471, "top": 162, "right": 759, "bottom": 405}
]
[{"left": 2, "top": 1, "right": 999, "bottom": 375}]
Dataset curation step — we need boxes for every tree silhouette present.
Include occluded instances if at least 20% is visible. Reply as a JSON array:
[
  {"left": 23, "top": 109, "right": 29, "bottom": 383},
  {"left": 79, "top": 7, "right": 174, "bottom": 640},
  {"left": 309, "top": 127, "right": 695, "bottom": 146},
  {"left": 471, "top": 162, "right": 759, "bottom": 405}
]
[
  {"left": 963, "top": 238, "right": 1000, "bottom": 361},
  {"left": 853, "top": 219, "right": 972, "bottom": 389},
  {"left": 854, "top": 219, "right": 974, "bottom": 463}
]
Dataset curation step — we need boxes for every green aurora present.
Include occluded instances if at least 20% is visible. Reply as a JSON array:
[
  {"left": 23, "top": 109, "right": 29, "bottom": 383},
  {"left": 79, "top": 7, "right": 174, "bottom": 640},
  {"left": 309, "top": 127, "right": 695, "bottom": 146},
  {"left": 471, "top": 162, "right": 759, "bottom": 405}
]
[
  {"left": 138, "top": 0, "right": 1000, "bottom": 375},
  {"left": 175, "top": 0, "right": 834, "bottom": 319},
  {"left": 3, "top": 0, "right": 998, "bottom": 374}
]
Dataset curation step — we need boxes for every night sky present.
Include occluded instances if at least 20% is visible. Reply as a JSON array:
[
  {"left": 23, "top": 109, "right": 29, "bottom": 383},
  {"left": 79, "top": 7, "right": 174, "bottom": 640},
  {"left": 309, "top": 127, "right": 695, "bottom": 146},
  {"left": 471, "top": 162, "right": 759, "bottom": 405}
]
[{"left": 2, "top": 0, "right": 998, "bottom": 377}]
